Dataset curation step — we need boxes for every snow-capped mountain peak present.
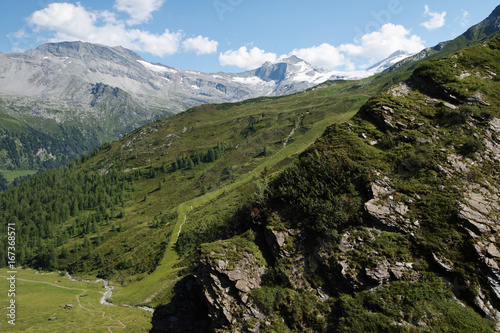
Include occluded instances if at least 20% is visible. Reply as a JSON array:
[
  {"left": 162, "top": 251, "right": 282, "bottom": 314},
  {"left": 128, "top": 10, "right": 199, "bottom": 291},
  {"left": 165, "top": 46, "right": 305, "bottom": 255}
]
[
  {"left": 367, "top": 50, "right": 413, "bottom": 72},
  {"left": 280, "top": 55, "right": 304, "bottom": 65}
]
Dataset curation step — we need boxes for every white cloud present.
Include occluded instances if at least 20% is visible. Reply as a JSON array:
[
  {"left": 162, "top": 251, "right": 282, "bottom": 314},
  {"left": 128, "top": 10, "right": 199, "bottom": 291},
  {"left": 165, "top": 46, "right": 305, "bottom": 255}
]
[
  {"left": 219, "top": 23, "right": 425, "bottom": 71},
  {"left": 114, "top": 0, "right": 165, "bottom": 25},
  {"left": 29, "top": 2, "right": 98, "bottom": 38},
  {"left": 14, "top": 29, "right": 27, "bottom": 39},
  {"left": 459, "top": 9, "right": 470, "bottom": 27},
  {"left": 27, "top": 2, "right": 216, "bottom": 58},
  {"left": 131, "top": 29, "right": 182, "bottom": 56},
  {"left": 340, "top": 23, "right": 425, "bottom": 63},
  {"left": 289, "top": 43, "right": 355, "bottom": 70},
  {"left": 182, "top": 36, "right": 218, "bottom": 55},
  {"left": 219, "top": 46, "right": 277, "bottom": 69},
  {"left": 421, "top": 5, "right": 446, "bottom": 30}
]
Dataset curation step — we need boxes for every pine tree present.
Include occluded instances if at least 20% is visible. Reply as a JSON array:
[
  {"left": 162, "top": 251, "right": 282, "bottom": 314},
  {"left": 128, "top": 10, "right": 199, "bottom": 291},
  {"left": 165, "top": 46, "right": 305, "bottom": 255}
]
[
  {"left": 263, "top": 145, "right": 269, "bottom": 156},
  {"left": 207, "top": 148, "right": 216, "bottom": 162},
  {"left": 61, "top": 246, "right": 70, "bottom": 259},
  {"left": 83, "top": 235, "right": 91, "bottom": 248}
]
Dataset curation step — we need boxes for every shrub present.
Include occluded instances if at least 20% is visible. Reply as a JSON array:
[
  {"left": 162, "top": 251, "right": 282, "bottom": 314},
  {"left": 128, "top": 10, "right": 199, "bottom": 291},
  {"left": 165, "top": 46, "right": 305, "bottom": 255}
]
[{"left": 459, "top": 137, "right": 485, "bottom": 157}]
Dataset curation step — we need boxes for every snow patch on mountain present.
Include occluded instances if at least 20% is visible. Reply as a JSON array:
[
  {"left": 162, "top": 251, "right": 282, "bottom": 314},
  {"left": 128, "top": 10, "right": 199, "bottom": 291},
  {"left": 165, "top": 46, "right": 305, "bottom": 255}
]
[
  {"left": 232, "top": 76, "right": 268, "bottom": 85},
  {"left": 137, "top": 60, "right": 177, "bottom": 74},
  {"left": 367, "top": 50, "right": 413, "bottom": 72}
]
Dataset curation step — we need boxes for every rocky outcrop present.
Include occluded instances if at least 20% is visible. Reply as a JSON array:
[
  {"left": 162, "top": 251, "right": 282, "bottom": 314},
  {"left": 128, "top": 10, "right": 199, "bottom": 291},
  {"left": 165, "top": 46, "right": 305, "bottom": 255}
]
[
  {"left": 458, "top": 178, "right": 500, "bottom": 327},
  {"left": 364, "top": 176, "right": 413, "bottom": 233},
  {"left": 265, "top": 228, "right": 309, "bottom": 289},
  {"left": 195, "top": 237, "right": 267, "bottom": 332},
  {"left": 330, "top": 227, "right": 419, "bottom": 291}
]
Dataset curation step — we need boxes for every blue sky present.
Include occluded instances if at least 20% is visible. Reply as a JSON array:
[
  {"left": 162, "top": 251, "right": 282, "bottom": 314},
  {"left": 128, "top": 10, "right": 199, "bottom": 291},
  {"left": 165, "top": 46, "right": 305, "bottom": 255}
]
[{"left": 0, "top": 1, "right": 498, "bottom": 73}]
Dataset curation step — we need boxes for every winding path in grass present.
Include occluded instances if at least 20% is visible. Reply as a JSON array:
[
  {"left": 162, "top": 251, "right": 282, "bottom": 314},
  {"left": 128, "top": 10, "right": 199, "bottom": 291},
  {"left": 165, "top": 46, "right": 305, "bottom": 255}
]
[
  {"left": 75, "top": 294, "right": 127, "bottom": 332},
  {"left": 110, "top": 108, "right": 359, "bottom": 306},
  {"left": 1, "top": 274, "right": 129, "bottom": 332}
]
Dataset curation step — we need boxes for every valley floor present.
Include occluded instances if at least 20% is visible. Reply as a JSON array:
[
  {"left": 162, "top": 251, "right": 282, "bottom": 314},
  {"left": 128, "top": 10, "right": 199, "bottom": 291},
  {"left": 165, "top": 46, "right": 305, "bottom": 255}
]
[{"left": 0, "top": 268, "right": 152, "bottom": 332}]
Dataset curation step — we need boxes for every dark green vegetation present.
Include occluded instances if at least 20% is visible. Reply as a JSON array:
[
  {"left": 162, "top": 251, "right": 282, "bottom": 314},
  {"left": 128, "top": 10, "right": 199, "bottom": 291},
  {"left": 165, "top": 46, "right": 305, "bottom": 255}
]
[
  {"left": 0, "top": 104, "right": 101, "bottom": 186},
  {"left": 0, "top": 68, "right": 382, "bottom": 284}
]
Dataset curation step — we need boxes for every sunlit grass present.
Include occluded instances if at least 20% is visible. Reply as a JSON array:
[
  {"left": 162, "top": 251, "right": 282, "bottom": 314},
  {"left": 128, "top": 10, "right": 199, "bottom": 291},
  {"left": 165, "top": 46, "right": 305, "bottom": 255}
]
[{"left": 0, "top": 268, "right": 152, "bottom": 332}]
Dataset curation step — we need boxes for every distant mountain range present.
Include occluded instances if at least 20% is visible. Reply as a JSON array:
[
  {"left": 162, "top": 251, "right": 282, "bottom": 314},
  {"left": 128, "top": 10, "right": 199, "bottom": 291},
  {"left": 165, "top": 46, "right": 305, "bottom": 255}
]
[
  {"left": 0, "top": 41, "right": 402, "bottom": 121},
  {"left": 0, "top": 40, "right": 408, "bottom": 174},
  {"left": 0, "top": 3, "right": 499, "bottom": 176}
]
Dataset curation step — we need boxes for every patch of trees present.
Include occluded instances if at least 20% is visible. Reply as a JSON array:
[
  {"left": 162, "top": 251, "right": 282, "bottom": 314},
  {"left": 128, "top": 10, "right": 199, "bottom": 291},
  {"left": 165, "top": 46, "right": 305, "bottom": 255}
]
[
  {"left": 0, "top": 125, "right": 100, "bottom": 176},
  {"left": 171, "top": 142, "right": 228, "bottom": 172},
  {"left": 0, "top": 163, "right": 128, "bottom": 270}
]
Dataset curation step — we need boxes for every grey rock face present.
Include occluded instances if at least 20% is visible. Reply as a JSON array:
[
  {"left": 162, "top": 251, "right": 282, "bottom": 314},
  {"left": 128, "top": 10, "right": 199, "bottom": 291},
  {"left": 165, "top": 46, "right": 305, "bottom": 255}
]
[
  {"left": 364, "top": 176, "right": 413, "bottom": 233},
  {"left": 195, "top": 241, "right": 266, "bottom": 332}
]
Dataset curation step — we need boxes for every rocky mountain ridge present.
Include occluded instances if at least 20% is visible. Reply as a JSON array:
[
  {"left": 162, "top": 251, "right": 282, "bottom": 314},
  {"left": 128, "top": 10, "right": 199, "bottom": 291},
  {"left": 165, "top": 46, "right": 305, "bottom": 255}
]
[{"left": 0, "top": 41, "right": 387, "bottom": 113}]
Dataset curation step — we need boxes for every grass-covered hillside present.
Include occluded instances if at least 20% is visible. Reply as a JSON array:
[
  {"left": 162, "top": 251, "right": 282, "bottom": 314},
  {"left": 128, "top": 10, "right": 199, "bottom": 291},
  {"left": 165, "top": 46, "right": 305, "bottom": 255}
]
[
  {"left": 151, "top": 34, "right": 500, "bottom": 332},
  {"left": 0, "top": 105, "right": 101, "bottom": 188},
  {"left": 0, "top": 69, "right": 395, "bottom": 312}
]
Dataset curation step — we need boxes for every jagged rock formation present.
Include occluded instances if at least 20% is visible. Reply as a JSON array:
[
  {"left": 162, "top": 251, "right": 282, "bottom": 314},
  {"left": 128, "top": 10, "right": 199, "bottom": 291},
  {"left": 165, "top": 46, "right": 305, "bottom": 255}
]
[{"left": 196, "top": 246, "right": 266, "bottom": 332}]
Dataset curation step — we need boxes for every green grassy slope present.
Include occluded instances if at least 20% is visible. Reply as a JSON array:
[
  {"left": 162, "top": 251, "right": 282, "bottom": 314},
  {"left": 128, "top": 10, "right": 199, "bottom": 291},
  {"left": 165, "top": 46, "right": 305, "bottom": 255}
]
[
  {"left": 0, "top": 72, "right": 394, "bottom": 310},
  {"left": 178, "top": 34, "right": 500, "bottom": 332},
  {"left": 0, "top": 268, "right": 152, "bottom": 332}
]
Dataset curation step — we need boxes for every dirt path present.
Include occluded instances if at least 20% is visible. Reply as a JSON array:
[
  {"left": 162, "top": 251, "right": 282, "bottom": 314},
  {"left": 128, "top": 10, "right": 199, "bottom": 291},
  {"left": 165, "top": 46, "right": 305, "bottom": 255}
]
[
  {"left": 1, "top": 275, "right": 128, "bottom": 332},
  {"left": 76, "top": 294, "right": 127, "bottom": 332}
]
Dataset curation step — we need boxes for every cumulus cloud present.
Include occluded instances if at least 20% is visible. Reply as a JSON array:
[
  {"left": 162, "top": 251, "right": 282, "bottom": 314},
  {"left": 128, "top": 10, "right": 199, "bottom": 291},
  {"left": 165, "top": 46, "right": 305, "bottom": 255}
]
[
  {"left": 182, "top": 36, "right": 218, "bottom": 55},
  {"left": 340, "top": 23, "right": 425, "bottom": 63},
  {"left": 27, "top": 2, "right": 215, "bottom": 58},
  {"left": 220, "top": 23, "right": 425, "bottom": 71},
  {"left": 219, "top": 46, "right": 277, "bottom": 69},
  {"left": 289, "top": 43, "right": 355, "bottom": 70},
  {"left": 29, "top": 2, "right": 98, "bottom": 38},
  {"left": 114, "top": 0, "right": 165, "bottom": 25},
  {"left": 421, "top": 5, "right": 446, "bottom": 30},
  {"left": 14, "top": 29, "right": 27, "bottom": 39}
]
